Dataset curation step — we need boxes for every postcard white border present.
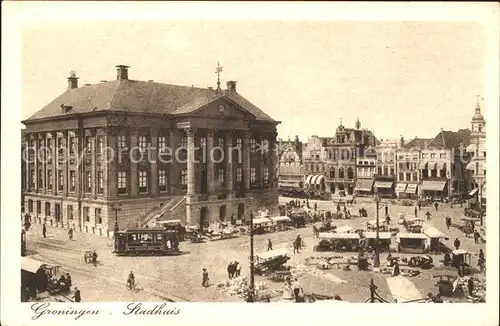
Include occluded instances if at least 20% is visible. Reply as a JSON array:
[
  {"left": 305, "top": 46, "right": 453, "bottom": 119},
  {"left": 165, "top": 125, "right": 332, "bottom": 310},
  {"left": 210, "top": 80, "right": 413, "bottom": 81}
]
[{"left": 2, "top": 2, "right": 499, "bottom": 326}]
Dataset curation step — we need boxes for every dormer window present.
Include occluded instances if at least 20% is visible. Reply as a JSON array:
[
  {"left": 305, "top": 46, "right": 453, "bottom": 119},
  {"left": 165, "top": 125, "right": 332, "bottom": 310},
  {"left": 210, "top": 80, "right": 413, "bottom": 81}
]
[{"left": 61, "top": 104, "right": 73, "bottom": 113}]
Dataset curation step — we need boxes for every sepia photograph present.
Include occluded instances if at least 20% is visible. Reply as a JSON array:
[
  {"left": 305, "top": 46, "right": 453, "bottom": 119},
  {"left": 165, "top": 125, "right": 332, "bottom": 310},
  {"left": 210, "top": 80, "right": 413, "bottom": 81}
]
[{"left": 2, "top": 1, "right": 499, "bottom": 326}]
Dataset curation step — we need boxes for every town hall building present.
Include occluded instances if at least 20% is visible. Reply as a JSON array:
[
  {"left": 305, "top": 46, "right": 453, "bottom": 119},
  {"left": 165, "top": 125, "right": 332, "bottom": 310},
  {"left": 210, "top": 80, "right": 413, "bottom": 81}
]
[{"left": 22, "top": 65, "right": 280, "bottom": 235}]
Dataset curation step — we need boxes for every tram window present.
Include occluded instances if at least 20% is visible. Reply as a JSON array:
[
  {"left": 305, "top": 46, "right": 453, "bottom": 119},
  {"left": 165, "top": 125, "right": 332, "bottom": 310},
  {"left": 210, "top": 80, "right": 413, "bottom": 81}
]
[
  {"left": 155, "top": 234, "right": 162, "bottom": 241},
  {"left": 139, "top": 233, "right": 152, "bottom": 242},
  {"left": 130, "top": 234, "right": 138, "bottom": 242}
]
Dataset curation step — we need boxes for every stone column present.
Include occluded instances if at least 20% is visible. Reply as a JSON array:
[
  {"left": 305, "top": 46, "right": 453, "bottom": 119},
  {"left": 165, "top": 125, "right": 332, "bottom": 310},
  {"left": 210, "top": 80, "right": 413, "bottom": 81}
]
[
  {"left": 243, "top": 131, "right": 251, "bottom": 194},
  {"left": 185, "top": 128, "right": 196, "bottom": 226},
  {"left": 206, "top": 129, "right": 216, "bottom": 199},
  {"left": 51, "top": 133, "right": 57, "bottom": 195},
  {"left": 91, "top": 130, "right": 97, "bottom": 199},
  {"left": 103, "top": 131, "right": 109, "bottom": 198},
  {"left": 169, "top": 130, "right": 180, "bottom": 195},
  {"left": 24, "top": 134, "right": 30, "bottom": 191},
  {"left": 268, "top": 133, "right": 277, "bottom": 189},
  {"left": 226, "top": 131, "right": 234, "bottom": 198},
  {"left": 130, "top": 132, "right": 138, "bottom": 196},
  {"left": 33, "top": 134, "right": 39, "bottom": 192},
  {"left": 150, "top": 129, "right": 159, "bottom": 197},
  {"left": 63, "top": 131, "right": 69, "bottom": 196}
]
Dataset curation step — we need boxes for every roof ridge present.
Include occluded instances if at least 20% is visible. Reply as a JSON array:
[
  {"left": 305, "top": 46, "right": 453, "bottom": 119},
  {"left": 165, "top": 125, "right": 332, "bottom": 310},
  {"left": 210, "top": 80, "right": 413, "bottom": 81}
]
[{"left": 106, "top": 79, "right": 122, "bottom": 110}]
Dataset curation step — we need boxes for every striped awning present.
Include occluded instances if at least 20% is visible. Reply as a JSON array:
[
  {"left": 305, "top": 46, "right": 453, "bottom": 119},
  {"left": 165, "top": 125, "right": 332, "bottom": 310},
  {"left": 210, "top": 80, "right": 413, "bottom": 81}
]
[
  {"left": 374, "top": 181, "right": 393, "bottom": 188},
  {"left": 355, "top": 179, "right": 374, "bottom": 192},
  {"left": 436, "top": 161, "right": 446, "bottom": 170},
  {"left": 466, "top": 144, "right": 476, "bottom": 152},
  {"left": 305, "top": 175, "right": 314, "bottom": 185},
  {"left": 418, "top": 162, "right": 427, "bottom": 169},
  {"left": 469, "top": 188, "right": 478, "bottom": 196},
  {"left": 311, "top": 175, "right": 326, "bottom": 185},
  {"left": 466, "top": 162, "right": 475, "bottom": 170},
  {"left": 405, "top": 184, "right": 418, "bottom": 194},
  {"left": 395, "top": 183, "right": 407, "bottom": 193},
  {"left": 421, "top": 181, "right": 446, "bottom": 191}
]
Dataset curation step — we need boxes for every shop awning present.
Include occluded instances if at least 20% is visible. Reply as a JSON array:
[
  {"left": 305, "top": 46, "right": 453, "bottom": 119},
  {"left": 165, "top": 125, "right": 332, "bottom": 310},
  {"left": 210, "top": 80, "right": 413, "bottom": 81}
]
[
  {"left": 436, "top": 161, "right": 446, "bottom": 170},
  {"left": 21, "top": 257, "right": 48, "bottom": 274},
  {"left": 364, "top": 232, "right": 392, "bottom": 240},
  {"left": 428, "top": 162, "right": 437, "bottom": 170},
  {"left": 421, "top": 181, "right": 447, "bottom": 191},
  {"left": 466, "top": 162, "right": 475, "bottom": 170},
  {"left": 305, "top": 175, "right": 314, "bottom": 185},
  {"left": 469, "top": 188, "right": 478, "bottom": 196},
  {"left": 418, "top": 162, "right": 428, "bottom": 169},
  {"left": 355, "top": 179, "right": 373, "bottom": 192},
  {"left": 374, "top": 181, "right": 393, "bottom": 188},
  {"left": 395, "top": 183, "right": 407, "bottom": 193},
  {"left": 396, "top": 232, "right": 427, "bottom": 240},
  {"left": 278, "top": 180, "right": 301, "bottom": 188},
  {"left": 423, "top": 227, "right": 449, "bottom": 240},
  {"left": 252, "top": 217, "right": 272, "bottom": 225},
  {"left": 405, "top": 184, "right": 418, "bottom": 194},
  {"left": 311, "top": 175, "right": 326, "bottom": 185},
  {"left": 466, "top": 144, "right": 476, "bottom": 152}
]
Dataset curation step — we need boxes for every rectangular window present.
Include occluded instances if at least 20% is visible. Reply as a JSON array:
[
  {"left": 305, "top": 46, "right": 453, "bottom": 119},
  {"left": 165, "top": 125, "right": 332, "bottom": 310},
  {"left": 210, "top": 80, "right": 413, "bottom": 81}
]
[
  {"left": 262, "top": 139, "right": 269, "bottom": 154},
  {"left": 218, "top": 168, "right": 225, "bottom": 183},
  {"left": 28, "top": 200, "right": 33, "bottom": 213},
  {"left": 38, "top": 170, "right": 44, "bottom": 189},
  {"left": 118, "top": 135, "right": 128, "bottom": 151},
  {"left": 399, "top": 172, "right": 404, "bottom": 181},
  {"left": 83, "top": 207, "right": 90, "bottom": 222},
  {"left": 95, "top": 208, "right": 102, "bottom": 224},
  {"left": 236, "top": 138, "right": 242, "bottom": 149},
  {"left": 118, "top": 172, "right": 127, "bottom": 194},
  {"left": 430, "top": 153, "right": 436, "bottom": 159},
  {"left": 47, "top": 138, "right": 53, "bottom": 164},
  {"left": 69, "top": 171, "right": 76, "bottom": 192},
  {"left": 36, "top": 201, "right": 41, "bottom": 215},
  {"left": 138, "top": 170, "right": 148, "bottom": 193},
  {"left": 413, "top": 172, "right": 418, "bottom": 181},
  {"left": 85, "top": 171, "right": 92, "bottom": 193},
  {"left": 390, "top": 167, "right": 395, "bottom": 176},
  {"left": 158, "top": 170, "right": 167, "bottom": 192},
  {"left": 85, "top": 136, "right": 92, "bottom": 153},
  {"left": 97, "top": 136, "right": 104, "bottom": 154},
  {"left": 377, "top": 167, "right": 382, "bottom": 175},
  {"left": 406, "top": 172, "right": 411, "bottom": 181},
  {"left": 250, "top": 138, "right": 256, "bottom": 153},
  {"left": 138, "top": 135, "right": 148, "bottom": 152},
  {"left": 158, "top": 136, "right": 167, "bottom": 153},
  {"left": 45, "top": 202, "right": 51, "bottom": 217},
  {"left": 181, "top": 169, "right": 187, "bottom": 186},
  {"left": 383, "top": 167, "right": 388, "bottom": 176},
  {"left": 180, "top": 136, "right": 187, "bottom": 149},
  {"left": 218, "top": 138, "right": 224, "bottom": 148},
  {"left": 97, "top": 171, "right": 104, "bottom": 194},
  {"left": 263, "top": 167, "right": 269, "bottom": 185},
  {"left": 67, "top": 205, "right": 73, "bottom": 220},
  {"left": 58, "top": 170, "right": 64, "bottom": 191},
  {"left": 250, "top": 167, "right": 256, "bottom": 185},
  {"left": 236, "top": 167, "right": 242, "bottom": 183},
  {"left": 440, "top": 153, "right": 446, "bottom": 159},
  {"left": 69, "top": 137, "right": 75, "bottom": 155},
  {"left": 47, "top": 170, "right": 53, "bottom": 190}
]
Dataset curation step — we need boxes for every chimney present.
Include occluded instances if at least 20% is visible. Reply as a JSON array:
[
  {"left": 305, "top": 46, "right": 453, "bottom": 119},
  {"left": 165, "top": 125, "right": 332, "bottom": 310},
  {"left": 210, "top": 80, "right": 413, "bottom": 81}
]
[
  {"left": 67, "top": 71, "right": 79, "bottom": 89},
  {"left": 400, "top": 135, "right": 404, "bottom": 147},
  {"left": 226, "top": 81, "right": 237, "bottom": 94},
  {"left": 116, "top": 65, "right": 130, "bottom": 80}
]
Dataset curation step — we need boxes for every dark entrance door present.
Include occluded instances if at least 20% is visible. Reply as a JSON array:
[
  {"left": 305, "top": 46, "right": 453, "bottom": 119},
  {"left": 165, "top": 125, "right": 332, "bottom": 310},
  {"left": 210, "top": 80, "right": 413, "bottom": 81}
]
[
  {"left": 219, "top": 205, "right": 227, "bottom": 222},
  {"left": 55, "top": 204, "right": 61, "bottom": 223},
  {"left": 237, "top": 203, "right": 245, "bottom": 220},
  {"left": 200, "top": 165, "right": 208, "bottom": 195},
  {"left": 200, "top": 207, "right": 209, "bottom": 231}
]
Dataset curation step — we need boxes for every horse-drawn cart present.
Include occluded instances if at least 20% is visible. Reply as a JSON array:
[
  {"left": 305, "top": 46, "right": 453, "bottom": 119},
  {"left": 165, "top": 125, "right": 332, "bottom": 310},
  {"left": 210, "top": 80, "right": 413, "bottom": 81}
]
[{"left": 253, "top": 248, "right": 291, "bottom": 276}]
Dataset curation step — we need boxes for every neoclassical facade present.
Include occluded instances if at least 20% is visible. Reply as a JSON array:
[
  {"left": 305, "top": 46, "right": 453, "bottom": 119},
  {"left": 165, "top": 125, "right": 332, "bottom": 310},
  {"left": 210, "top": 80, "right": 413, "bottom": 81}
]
[{"left": 22, "top": 65, "right": 280, "bottom": 235}]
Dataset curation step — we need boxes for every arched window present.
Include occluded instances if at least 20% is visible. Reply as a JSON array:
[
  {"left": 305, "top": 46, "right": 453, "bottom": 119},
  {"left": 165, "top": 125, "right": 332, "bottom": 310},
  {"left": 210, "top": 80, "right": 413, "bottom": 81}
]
[
  {"left": 339, "top": 168, "right": 345, "bottom": 179},
  {"left": 330, "top": 169, "right": 336, "bottom": 179},
  {"left": 347, "top": 167, "right": 354, "bottom": 179}
]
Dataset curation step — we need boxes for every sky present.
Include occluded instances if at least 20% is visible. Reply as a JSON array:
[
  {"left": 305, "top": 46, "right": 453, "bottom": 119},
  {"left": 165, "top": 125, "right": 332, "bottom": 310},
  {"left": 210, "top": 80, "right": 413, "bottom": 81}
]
[{"left": 21, "top": 20, "right": 485, "bottom": 142}]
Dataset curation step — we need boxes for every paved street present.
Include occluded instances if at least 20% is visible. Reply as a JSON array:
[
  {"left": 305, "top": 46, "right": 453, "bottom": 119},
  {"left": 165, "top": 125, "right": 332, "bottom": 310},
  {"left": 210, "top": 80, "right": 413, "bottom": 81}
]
[{"left": 25, "top": 196, "right": 486, "bottom": 302}]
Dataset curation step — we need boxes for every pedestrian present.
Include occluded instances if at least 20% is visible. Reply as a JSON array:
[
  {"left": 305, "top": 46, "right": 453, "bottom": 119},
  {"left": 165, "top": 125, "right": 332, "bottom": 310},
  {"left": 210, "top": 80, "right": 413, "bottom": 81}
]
[
  {"left": 414, "top": 207, "right": 418, "bottom": 218},
  {"left": 227, "top": 262, "right": 233, "bottom": 279},
  {"left": 467, "top": 277, "right": 474, "bottom": 296},
  {"left": 92, "top": 250, "right": 98, "bottom": 267},
  {"left": 434, "top": 202, "right": 438, "bottom": 211},
  {"left": 385, "top": 206, "right": 388, "bottom": 217},
  {"left": 454, "top": 238, "right": 461, "bottom": 250},
  {"left": 293, "top": 235, "right": 302, "bottom": 254},
  {"left": 392, "top": 260, "right": 400, "bottom": 277},
  {"left": 282, "top": 279, "right": 293, "bottom": 302},
  {"left": 445, "top": 216, "right": 452, "bottom": 230},
  {"left": 202, "top": 268, "right": 209, "bottom": 287},
  {"left": 235, "top": 261, "right": 241, "bottom": 277},
  {"left": 268, "top": 239, "right": 273, "bottom": 251},
  {"left": 292, "top": 278, "right": 304, "bottom": 303},
  {"left": 425, "top": 211, "right": 431, "bottom": 220},
  {"left": 336, "top": 204, "right": 341, "bottom": 212},
  {"left": 474, "top": 230, "right": 481, "bottom": 243},
  {"left": 66, "top": 273, "right": 72, "bottom": 288},
  {"left": 73, "top": 287, "right": 81, "bottom": 302},
  {"left": 418, "top": 202, "right": 421, "bottom": 211},
  {"left": 385, "top": 215, "right": 391, "bottom": 225},
  {"left": 68, "top": 228, "right": 73, "bottom": 240},
  {"left": 314, "top": 202, "right": 317, "bottom": 211},
  {"left": 42, "top": 224, "right": 47, "bottom": 238}
]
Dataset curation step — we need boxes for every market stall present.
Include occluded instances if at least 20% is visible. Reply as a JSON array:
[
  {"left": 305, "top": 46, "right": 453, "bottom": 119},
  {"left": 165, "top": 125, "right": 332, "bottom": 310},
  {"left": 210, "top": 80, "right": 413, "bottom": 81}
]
[
  {"left": 313, "top": 233, "right": 360, "bottom": 252},
  {"left": 363, "top": 232, "right": 392, "bottom": 252},
  {"left": 269, "top": 216, "right": 292, "bottom": 231},
  {"left": 396, "top": 232, "right": 427, "bottom": 254},
  {"left": 423, "top": 227, "right": 449, "bottom": 253},
  {"left": 252, "top": 217, "right": 273, "bottom": 235}
]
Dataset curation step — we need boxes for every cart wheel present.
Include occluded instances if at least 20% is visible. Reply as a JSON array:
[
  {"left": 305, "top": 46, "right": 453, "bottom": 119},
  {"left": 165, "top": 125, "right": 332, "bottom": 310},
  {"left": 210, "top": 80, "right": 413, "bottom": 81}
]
[{"left": 364, "top": 297, "right": 384, "bottom": 303}]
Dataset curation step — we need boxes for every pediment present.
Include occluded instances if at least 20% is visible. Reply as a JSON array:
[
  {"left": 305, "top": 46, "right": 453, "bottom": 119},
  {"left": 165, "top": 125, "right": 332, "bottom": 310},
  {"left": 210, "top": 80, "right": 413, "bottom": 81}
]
[{"left": 193, "top": 97, "right": 256, "bottom": 120}]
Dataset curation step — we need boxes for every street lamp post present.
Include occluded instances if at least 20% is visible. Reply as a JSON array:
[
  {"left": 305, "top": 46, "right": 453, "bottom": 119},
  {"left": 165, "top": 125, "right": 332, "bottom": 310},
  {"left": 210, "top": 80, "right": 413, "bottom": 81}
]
[
  {"left": 112, "top": 203, "right": 122, "bottom": 237},
  {"left": 247, "top": 211, "right": 256, "bottom": 302},
  {"left": 373, "top": 189, "right": 381, "bottom": 267}
]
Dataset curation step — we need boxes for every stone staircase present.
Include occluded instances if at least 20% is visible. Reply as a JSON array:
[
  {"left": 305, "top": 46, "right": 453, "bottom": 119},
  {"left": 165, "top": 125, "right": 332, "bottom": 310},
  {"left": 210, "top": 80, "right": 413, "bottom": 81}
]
[{"left": 140, "top": 196, "right": 186, "bottom": 228}]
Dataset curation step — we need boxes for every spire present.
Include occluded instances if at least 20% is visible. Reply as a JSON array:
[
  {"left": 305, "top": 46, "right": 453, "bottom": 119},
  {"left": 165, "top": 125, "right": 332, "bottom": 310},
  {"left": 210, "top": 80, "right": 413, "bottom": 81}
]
[
  {"left": 340, "top": 117, "right": 343, "bottom": 126},
  {"left": 355, "top": 118, "right": 361, "bottom": 129},
  {"left": 215, "top": 62, "right": 223, "bottom": 91},
  {"left": 475, "top": 95, "right": 482, "bottom": 114}
]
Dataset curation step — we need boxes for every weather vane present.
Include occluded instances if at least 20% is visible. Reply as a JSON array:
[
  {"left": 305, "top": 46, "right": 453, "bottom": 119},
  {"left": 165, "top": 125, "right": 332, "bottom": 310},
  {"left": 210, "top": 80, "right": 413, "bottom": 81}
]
[{"left": 215, "top": 62, "right": 223, "bottom": 90}]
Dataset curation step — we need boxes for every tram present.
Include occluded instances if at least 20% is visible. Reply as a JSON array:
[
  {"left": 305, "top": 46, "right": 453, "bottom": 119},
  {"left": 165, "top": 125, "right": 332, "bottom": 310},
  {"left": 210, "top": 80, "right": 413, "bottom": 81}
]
[{"left": 113, "top": 228, "right": 181, "bottom": 256}]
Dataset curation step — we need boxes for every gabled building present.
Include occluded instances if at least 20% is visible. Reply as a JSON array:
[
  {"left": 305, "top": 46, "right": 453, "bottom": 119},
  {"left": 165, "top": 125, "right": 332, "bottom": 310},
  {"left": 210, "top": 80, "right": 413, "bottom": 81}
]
[
  {"left": 396, "top": 136, "right": 431, "bottom": 199},
  {"left": 278, "top": 140, "right": 304, "bottom": 196},
  {"left": 374, "top": 139, "right": 400, "bottom": 198},
  {"left": 420, "top": 128, "right": 471, "bottom": 198},
  {"left": 22, "top": 65, "right": 280, "bottom": 234},
  {"left": 465, "top": 99, "right": 486, "bottom": 205}
]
